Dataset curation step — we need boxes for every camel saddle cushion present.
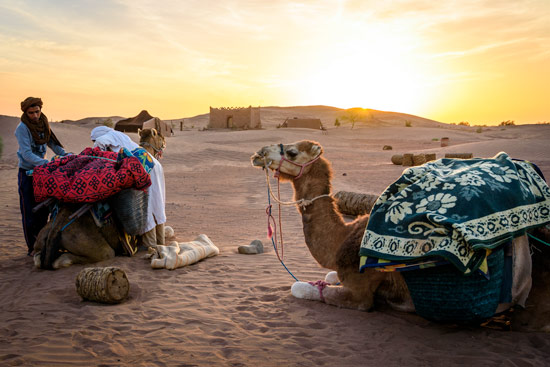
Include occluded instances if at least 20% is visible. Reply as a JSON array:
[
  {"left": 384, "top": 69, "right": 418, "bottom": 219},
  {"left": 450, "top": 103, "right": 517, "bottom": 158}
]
[
  {"left": 33, "top": 147, "right": 151, "bottom": 203},
  {"left": 360, "top": 152, "right": 550, "bottom": 274}
]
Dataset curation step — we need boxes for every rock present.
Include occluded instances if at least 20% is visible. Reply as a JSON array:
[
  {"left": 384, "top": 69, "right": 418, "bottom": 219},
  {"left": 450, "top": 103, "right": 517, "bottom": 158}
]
[
  {"left": 445, "top": 153, "right": 473, "bottom": 159},
  {"left": 402, "top": 153, "right": 414, "bottom": 166},
  {"left": 441, "top": 137, "right": 450, "bottom": 147},
  {"left": 425, "top": 153, "right": 436, "bottom": 162},
  {"left": 391, "top": 155, "right": 403, "bottom": 165},
  {"left": 413, "top": 154, "right": 427, "bottom": 166},
  {"left": 383, "top": 145, "right": 392, "bottom": 150},
  {"left": 238, "top": 240, "right": 264, "bottom": 254}
]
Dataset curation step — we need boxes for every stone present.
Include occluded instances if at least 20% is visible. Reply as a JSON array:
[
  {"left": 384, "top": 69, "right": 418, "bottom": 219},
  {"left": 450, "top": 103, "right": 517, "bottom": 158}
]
[
  {"left": 413, "top": 154, "right": 426, "bottom": 166},
  {"left": 402, "top": 153, "right": 414, "bottom": 166},
  {"left": 425, "top": 153, "right": 436, "bottom": 162},
  {"left": 391, "top": 155, "right": 403, "bottom": 165},
  {"left": 445, "top": 153, "right": 473, "bottom": 159},
  {"left": 238, "top": 240, "right": 264, "bottom": 254},
  {"left": 383, "top": 145, "right": 392, "bottom": 150}
]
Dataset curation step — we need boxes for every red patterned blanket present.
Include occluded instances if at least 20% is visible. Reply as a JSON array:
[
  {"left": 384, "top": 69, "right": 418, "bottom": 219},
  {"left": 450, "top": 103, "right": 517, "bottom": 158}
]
[{"left": 33, "top": 147, "right": 151, "bottom": 203}]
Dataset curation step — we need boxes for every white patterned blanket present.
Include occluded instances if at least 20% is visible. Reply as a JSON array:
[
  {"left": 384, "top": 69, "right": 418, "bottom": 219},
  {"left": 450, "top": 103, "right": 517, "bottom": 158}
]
[{"left": 360, "top": 152, "right": 550, "bottom": 273}]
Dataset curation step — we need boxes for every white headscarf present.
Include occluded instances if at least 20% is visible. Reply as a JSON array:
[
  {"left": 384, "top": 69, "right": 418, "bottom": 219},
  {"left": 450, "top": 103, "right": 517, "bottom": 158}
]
[{"left": 90, "top": 126, "right": 139, "bottom": 152}]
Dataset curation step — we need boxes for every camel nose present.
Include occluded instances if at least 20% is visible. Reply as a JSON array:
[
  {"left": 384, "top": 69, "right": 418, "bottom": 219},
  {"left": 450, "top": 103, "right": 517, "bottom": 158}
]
[{"left": 251, "top": 148, "right": 269, "bottom": 167}]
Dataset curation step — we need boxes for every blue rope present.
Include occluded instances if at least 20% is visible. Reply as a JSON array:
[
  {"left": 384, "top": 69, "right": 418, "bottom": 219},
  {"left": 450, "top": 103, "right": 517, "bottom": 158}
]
[
  {"left": 267, "top": 183, "right": 300, "bottom": 282},
  {"left": 60, "top": 216, "right": 77, "bottom": 232},
  {"left": 528, "top": 232, "right": 550, "bottom": 247}
]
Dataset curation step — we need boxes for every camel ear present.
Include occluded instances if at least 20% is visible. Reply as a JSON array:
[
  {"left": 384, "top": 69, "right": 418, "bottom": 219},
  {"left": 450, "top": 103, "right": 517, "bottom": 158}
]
[
  {"left": 138, "top": 128, "right": 142, "bottom": 137},
  {"left": 151, "top": 128, "right": 157, "bottom": 137},
  {"left": 304, "top": 141, "right": 322, "bottom": 156},
  {"left": 312, "top": 143, "right": 323, "bottom": 156}
]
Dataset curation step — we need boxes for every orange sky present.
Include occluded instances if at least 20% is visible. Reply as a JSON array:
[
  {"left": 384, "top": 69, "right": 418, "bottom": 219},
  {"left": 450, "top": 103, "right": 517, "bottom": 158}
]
[{"left": 0, "top": 1, "right": 548, "bottom": 125}]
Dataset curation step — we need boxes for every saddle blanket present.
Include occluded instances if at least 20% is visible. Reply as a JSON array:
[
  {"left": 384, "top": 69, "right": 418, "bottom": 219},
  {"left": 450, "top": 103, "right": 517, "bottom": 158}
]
[
  {"left": 33, "top": 147, "right": 151, "bottom": 203},
  {"left": 359, "top": 152, "right": 550, "bottom": 274}
]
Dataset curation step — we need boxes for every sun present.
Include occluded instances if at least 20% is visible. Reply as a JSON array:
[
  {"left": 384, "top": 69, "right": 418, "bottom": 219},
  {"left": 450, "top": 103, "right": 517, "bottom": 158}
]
[{"left": 300, "top": 31, "right": 431, "bottom": 114}]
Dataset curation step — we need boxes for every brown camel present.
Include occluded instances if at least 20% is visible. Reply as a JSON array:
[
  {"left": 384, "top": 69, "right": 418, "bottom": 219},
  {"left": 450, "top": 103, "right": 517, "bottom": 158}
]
[
  {"left": 33, "top": 129, "right": 166, "bottom": 269},
  {"left": 251, "top": 140, "right": 550, "bottom": 331}
]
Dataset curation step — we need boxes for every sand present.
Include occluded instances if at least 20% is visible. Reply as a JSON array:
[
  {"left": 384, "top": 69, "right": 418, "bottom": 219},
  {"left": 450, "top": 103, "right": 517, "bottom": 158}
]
[{"left": 1, "top": 115, "right": 550, "bottom": 366}]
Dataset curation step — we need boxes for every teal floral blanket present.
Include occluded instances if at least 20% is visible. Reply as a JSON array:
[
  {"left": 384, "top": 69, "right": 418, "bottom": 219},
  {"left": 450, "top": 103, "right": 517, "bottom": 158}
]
[{"left": 359, "top": 152, "right": 550, "bottom": 274}]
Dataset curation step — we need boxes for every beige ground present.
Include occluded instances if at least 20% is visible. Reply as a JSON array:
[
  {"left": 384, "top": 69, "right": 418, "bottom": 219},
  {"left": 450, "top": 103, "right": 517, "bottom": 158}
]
[{"left": 1, "top": 114, "right": 550, "bottom": 366}]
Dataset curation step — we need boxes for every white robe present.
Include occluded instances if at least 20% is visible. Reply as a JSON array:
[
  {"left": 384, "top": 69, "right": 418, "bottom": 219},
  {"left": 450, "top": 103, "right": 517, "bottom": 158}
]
[
  {"left": 91, "top": 126, "right": 138, "bottom": 152},
  {"left": 143, "top": 155, "right": 166, "bottom": 233}
]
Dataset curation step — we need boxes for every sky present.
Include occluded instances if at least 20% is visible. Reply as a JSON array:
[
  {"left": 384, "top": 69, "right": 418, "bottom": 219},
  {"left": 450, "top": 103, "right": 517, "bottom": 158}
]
[{"left": 0, "top": 0, "right": 549, "bottom": 125}]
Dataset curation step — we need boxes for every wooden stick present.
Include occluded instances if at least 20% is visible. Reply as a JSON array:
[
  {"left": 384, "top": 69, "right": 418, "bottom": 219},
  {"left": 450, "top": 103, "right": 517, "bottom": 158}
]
[{"left": 32, "top": 197, "right": 56, "bottom": 213}]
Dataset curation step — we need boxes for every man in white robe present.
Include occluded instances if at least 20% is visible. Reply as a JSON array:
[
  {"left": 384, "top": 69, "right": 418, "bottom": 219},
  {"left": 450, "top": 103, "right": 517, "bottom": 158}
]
[
  {"left": 140, "top": 153, "right": 166, "bottom": 248},
  {"left": 90, "top": 126, "right": 139, "bottom": 152},
  {"left": 90, "top": 126, "right": 166, "bottom": 248}
]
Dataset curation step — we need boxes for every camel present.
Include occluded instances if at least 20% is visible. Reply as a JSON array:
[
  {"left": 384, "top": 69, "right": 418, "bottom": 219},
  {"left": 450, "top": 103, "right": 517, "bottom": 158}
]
[
  {"left": 33, "top": 128, "right": 166, "bottom": 269},
  {"left": 251, "top": 140, "right": 550, "bottom": 331}
]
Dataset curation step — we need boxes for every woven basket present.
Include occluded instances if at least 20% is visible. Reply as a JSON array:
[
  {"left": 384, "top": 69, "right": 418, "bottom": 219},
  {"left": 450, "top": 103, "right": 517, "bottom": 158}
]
[
  {"left": 402, "top": 248, "right": 504, "bottom": 323},
  {"left": 109, "top": 189, "right": 149, "bottom": 235}
]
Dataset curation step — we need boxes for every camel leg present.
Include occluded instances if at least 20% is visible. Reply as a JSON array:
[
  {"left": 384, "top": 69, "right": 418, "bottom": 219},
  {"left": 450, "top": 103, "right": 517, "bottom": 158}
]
[
  {"left": 291, "top": 283, "right": 377, "bottom": 311},
  {"left": 53, "top": 253, "right": 96, "bottom": 269},
  {"left": 292, "top": 269, "right": 385, "bottom": 311},
  {"left": 59, "top": 213, "right": 116, "bottom": 264}
]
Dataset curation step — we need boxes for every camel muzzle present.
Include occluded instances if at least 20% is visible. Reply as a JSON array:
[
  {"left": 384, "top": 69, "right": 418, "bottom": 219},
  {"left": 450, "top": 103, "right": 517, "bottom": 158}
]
[{"left": 251, "top": 151, "right": 272, "bottom": 169}]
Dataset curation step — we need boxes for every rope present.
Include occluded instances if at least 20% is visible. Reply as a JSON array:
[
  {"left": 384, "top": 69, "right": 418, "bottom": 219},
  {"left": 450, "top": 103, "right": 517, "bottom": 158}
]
[
  {"left": 60, "top": 216, "right": 77, "bottom": 232},
  {"left": 261, "top": 154, "right": 333, "bottom": 282},
  {"left": 277, "top": 179, "right": 284, "bottom": 259},
  {"left": 266, "top": 183, "right": 299, "bottom": 282},
  {"left": 140, "top": 141, "right": 163, "bottom": 159},
  {"left": 528, "top": 232, "right": 550, "bottom": 247},
  {"left": 263, "top": 157, "right": 331, "bottom": 209}
]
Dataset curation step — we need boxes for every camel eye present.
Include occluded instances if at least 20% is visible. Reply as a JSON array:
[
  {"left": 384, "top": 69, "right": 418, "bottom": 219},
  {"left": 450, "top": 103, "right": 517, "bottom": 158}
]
[{"left": 286, "top": 149, "right": 298, "bottom": 159}]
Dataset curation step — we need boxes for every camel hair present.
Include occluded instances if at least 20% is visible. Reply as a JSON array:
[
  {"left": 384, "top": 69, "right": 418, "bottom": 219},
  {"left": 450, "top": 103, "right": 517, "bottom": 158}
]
[
  {"left": 251, "top": 140, "right": 550, "bottom": 331},
  {"left": 34, "top": 128, "right": 166, "bottom": 269}
]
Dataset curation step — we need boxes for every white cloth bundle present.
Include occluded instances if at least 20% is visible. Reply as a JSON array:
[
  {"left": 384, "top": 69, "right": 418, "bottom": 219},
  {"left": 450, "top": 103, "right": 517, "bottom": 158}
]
[{"left": 149, "top": 234, "right": 219, "bottom": 270}]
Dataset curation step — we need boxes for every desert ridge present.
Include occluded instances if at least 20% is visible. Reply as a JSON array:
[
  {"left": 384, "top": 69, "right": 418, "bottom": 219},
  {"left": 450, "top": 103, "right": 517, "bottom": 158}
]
[{"left": 1, "top": 108, "right": 550, "bottom": 366}]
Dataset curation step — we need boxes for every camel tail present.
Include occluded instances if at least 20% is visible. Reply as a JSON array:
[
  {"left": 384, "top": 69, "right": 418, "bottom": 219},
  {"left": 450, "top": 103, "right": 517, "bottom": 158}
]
[{"left": 40, "top": 230, "right": 63, "bottom": 270}]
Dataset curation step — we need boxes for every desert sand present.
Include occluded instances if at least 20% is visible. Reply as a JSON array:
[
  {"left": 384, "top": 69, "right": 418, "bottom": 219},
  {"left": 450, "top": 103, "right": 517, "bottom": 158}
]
[{"left": 1, "top": 112, "right": 550, "bottom": 366}]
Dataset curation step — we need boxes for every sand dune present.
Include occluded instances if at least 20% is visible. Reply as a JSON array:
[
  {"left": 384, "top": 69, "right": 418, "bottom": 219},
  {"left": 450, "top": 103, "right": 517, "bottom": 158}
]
[{"left": 1, "top": 114, "right": 550, "bottom": 366}]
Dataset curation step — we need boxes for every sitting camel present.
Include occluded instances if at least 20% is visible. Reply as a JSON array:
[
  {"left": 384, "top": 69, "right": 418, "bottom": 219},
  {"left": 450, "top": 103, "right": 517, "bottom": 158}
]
[
  {"left": 251, "top": 140, "right": 550, "bottom": 331},
  {"left": 34, "top": 128, "right": 166, "bottom": 269}
]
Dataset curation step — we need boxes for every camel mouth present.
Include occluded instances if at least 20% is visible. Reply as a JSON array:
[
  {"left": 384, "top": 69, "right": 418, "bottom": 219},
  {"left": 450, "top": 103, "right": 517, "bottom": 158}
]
[{"left": 250, "top": 153, "right": 272, "bottom": 169}]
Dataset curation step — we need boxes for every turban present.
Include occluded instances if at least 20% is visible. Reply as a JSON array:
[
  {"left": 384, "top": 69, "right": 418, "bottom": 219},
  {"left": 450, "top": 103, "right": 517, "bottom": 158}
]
[
  {"left": 21, "top": 97, "right": 43, "bottom": 112},
  {"left": 19, "top": 97, "right": 62, "bottom": 147}
]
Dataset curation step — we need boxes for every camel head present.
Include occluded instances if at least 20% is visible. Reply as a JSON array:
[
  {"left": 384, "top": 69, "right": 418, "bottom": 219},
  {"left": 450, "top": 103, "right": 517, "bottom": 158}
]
[
  {"left": 138, "top": 128, "right": 166, "bottom": 159},
  {"left": 251, "top": 140, "right": 323, "bottom": 180}
]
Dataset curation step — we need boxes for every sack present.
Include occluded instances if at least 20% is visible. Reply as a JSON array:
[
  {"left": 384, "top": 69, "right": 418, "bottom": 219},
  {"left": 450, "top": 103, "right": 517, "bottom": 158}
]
[
  {"left": 402, "top": 247, "right": 504, "bottom": 323},
  {"left": 109, "top": 189, "right": 148, "bottom": 235}
]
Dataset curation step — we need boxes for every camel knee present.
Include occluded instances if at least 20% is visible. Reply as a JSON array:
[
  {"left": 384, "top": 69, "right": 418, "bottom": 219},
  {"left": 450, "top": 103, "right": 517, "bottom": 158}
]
[
  {"left": 324, "top": 285, "right": 375, "bottom": 311},
  {"left": 291, "top": 281, "right": 323, "bottom": 301}
]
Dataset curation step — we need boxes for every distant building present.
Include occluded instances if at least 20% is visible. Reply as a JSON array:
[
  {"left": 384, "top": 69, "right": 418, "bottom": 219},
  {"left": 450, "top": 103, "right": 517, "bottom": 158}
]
[
  {"left": 115, "top": 110, "right": 173, "bottom": 136},
  {"left": 208, "top": 106, "right": 261, "bottom": 129},
  {"left": 281, "top": 117, "right": 323, "bottom": 129}
]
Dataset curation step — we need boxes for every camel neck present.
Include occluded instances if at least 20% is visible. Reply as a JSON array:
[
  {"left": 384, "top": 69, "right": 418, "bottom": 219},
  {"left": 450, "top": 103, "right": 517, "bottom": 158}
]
[{"left": 290, "top": 159, "right": 347, "bottom": 270}]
